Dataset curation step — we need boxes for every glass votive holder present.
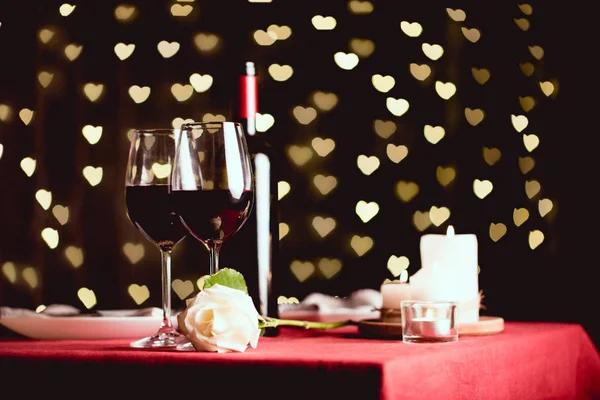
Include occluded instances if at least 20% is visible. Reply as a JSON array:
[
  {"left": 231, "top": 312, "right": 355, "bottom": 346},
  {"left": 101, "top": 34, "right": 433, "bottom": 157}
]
[{"left": 401, "top": 300, "right": 458, "bottom": 344}]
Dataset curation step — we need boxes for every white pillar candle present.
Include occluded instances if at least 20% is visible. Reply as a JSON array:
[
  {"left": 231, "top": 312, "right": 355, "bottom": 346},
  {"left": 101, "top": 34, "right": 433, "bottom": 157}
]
[
  {"left": 416, "top": 226, "right": 479, "bottom": 323},
  {"left": 380, "top": 282, "right": 413, "bottom": 310}
]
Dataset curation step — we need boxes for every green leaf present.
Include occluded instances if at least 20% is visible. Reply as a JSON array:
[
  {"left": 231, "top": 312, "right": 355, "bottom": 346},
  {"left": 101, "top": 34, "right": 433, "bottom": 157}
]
[{"left": 201, "top": 268, "right": 248, "bottom": 294}]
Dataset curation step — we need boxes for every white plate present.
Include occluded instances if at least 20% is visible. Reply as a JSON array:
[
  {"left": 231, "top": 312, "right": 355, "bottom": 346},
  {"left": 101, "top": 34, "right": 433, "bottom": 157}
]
[{"left": 0, "top": 316, "right": 178, "bottom": 340}]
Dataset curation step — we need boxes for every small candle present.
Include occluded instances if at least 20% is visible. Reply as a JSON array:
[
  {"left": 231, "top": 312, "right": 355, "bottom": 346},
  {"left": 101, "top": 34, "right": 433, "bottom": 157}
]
[
  {"left": 411, "top": 317, "right": 452, "bottom": 336},
  {"left": 380, "top": 281, "right": 413, "bottom": 310}
]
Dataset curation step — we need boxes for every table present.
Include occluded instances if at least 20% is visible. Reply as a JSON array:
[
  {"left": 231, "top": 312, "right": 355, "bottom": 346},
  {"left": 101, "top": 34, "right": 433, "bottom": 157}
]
[{"left": 1, "top": 322, "right": 599, "bottom": 400}]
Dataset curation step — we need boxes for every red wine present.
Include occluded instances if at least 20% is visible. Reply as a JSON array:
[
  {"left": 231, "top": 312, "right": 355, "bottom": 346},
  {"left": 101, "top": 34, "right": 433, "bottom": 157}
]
[
  {"left": 172, "top": 190, "right": 253, "bottom": 243},
  {"left": 125, "top": 185, "right": 187, "bottom": 249}
]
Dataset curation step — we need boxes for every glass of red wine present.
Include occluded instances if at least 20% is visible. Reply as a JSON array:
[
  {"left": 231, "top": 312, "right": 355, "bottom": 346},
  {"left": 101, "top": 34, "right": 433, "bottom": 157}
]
[
  {"left": 170, "top": 122, "right": 254, "bottom": 276},
  {"left": 125, "top": 129, "right": 188, "bottom": 349}
]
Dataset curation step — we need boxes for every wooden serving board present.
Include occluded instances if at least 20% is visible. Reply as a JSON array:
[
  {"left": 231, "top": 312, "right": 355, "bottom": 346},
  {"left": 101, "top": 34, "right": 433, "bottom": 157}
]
[{"left": 457, "top": 316, "right": 505, "bottom": 336}]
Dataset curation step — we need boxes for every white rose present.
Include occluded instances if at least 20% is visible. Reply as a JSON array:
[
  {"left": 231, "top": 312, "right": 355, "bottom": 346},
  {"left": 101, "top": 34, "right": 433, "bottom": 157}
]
[{"left": 177, "top": 284, "right": 261, "bottom": 353}]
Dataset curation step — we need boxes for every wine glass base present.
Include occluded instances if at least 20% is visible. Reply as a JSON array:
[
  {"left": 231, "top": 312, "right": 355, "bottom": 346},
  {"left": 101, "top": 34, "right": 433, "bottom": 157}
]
[
  {"left": 130, "top": 331, "right": 188, "bottom": 349},
  {"left": 175, "top": 342, "right": 196, "bottom": 351}
]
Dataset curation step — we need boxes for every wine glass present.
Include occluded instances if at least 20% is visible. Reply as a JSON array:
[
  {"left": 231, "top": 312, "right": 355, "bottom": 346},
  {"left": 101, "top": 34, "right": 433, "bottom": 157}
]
[
  {"left": 170, "top": 122, "right": 254, "bottom": 276},
  {"left": 125, "top": 129, "right": 188, "bottom": 349}
]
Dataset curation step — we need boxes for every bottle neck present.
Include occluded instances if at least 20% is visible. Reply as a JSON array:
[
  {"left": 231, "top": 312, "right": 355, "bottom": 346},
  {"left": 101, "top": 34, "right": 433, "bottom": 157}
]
[{"left": 239, "top": 75, "right": 257, "bottom": 136}]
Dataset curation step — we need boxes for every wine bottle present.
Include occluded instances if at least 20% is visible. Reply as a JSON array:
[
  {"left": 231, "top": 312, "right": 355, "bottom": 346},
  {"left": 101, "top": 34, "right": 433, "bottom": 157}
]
[{"left": 237, "top": 61, "right": 281, "bottom": 336}]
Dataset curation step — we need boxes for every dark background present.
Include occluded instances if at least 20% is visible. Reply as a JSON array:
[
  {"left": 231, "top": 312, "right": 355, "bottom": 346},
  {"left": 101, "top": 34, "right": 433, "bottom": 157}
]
[{"left": 0, "top": 1, "right": 597, "bottom": 347}]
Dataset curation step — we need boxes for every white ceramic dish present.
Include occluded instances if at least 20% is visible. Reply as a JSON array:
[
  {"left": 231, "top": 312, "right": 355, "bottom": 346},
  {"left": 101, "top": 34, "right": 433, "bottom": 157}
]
[{"left": 0, "top": 316, "right": 178, "bottom": 340}]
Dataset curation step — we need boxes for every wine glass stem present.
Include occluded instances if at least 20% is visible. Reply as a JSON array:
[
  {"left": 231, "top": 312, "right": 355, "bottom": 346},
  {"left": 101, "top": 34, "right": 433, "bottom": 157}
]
[
  {"left": 209, "top": 242, "right": 222, "bottom": 275},
  {"left": 159, "top": 248, "right": 174, "bottom": 332}
]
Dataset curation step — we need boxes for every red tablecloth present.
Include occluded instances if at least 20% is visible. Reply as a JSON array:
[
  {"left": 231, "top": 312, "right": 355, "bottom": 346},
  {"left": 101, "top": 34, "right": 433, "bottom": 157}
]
[{"left": 1, "top": 322, "right": 599, "bottom": 400}]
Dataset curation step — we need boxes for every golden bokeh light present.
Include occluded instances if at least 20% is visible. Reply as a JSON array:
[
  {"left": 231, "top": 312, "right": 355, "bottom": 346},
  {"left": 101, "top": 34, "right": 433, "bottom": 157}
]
[
  {"left": 523, "top": 134, "right": 540, "bottom": 152},
  {"left": 446, "top": 8, "right": 466, "bottom": 21},
  {"left": 424, "top": 125, "right": 445, "bottom": 144},
  {"left": 190, "top": 73, "right": 213, "bottom": 92},
  {"left": 538, "top": 198, "right": 553, "bottom": 217},
  {"left": 59, "top": 4, "right": 76, "bottom": 17},
  {"left": 172, "top": 279, "right": 194, "bottom": 300},
  {"left": 194, "top": 33, "right": 220, "bottom": 53},
  {"left": 461, "top": 27, "right": 481, "bottom": 43},
  {"left": 311, "top": 137, "right": 335, "bottom": 157},
  {"left": 279, "top": 223, "right": 290, "bottom": 240},
  {"left": 483, "top": 147, "right": 501, "bottom": 166},
  {"left": 350, "top": 235, "right": 373, "bottom": 256},
  {"left": 386, "top": 97, "right": 410, "bottom": 116},
  {"left": 312, "top": 216, "right": 336, "bottom": 238},
  {"left": 268, "top": 64, "right": 294, "bottom": 81},
  {"left": 318, "top": 258, "right": 342, "bottom": 279},
  {"left": 465, "top": 108, "right": 485, "bottom": 126},
  {"left": 473, "top": 179, "right": 493, "bottom": 199},
  {"left": 511, "top": 114, "right": 529, "bottom": 132},
  {"left": 128, "top": 284, "right": 150, "bottom": 305},
  {"left": 278, "top": 181, "right": 291, "bottom": 200},
  {"left": 41, "top": 228, "right": 59, "bottom": 249},
  {"left": 22, "top": 267, "right": 39, "bottom": 289},
  {"left": 489, "top": 223, "right": 507, "bottom": 242},
  {"left": 293, "top": 106, "right": 317, "bottom": 124},
  {"left": 20, "top": 157, "right": 36, "bottom": 177},
  {"left": 374, "top": 119, "right": 396, "bottom": 138},
  {"left": 311, "top": 91, "right": 338, "bottom": 111},
  {"left": 357, "top": 154, "right": 380, "bottom": 175},
  {"left": 65, "top": 246, "right": 84, "bottom": 268},
  {"left": 114, "top": 43, "right": 135, "bottom": 60},
  {"left": 413, "top": 210, "right": 432, "bottom": 232},
  {"left": 312, "top": 15, "right": 337, "bottom": 30},
  {"left": 348, "top": 1, "right": 373, "bottom": 14},
  {"left": 290, "top": 260, "right": 315, "bottom": 282},
  {"left": 157, "top": 41, "right": 180, "bottom": 58},
  {"left": 114, "top": 4, "right": 137, "bottom": 22},
  {"left": 429, "top": 206, "right": 450, "bottom": 227},
  {"left": 256, "top": 113, "right": 274, "bottom": 132},
  {"left": 525, "top": 180, "right": 541, "bottom": 199},
  {"left": 436, "top": 166, "right": 456, "bottom": 187},
  {"left": 128, "top": 85, "right": 151, "bottom": 103},
  {"left": 334, "top": 52, "right": 359, "bottom": 70},
  {"left": 400, "top": 21, "right": 422, "bottom": 37},
  {"left": 422, "top": 43, "right": 444, "bottom": 60},
  {"left": 471, "top": 68, "right": 491, "bottom": 85},
  {"left": 372, "top": 74, "right": 395, "bottom": 93},
  {"left": 82, "top": 125, "right": 103, "bottom": 144},
  {"left": 19, "top": 108, "right": 34, "bottom": 125},
  {"left": 349, "top": 38, "right": 375, "bottom": 57},
  {"left": 82, "top": 166, "right": 103, "bottom": 186},
  {"left": 313, "top": 174, "right": 337, "bottom": 195},
  {"left": 0, "top": 104, "right": 13, "bottom": 122},
  {"left": 287, "top": 145, "right": 313, "bottom": 166},
  {"left": 513, "top": 208, "right": 529, "bottom": 227},
  {"left": 171, "top": 83, "right": 194, "bottom": 102},
  {"left": 386, "top": 144, "right": 408, "bottom": 163},
  {"left": 64, "top": 44, "right": 83, "bottom": 61},
  {"left": 396, "top": 181, "right": 419, "bottom": 202},
  {"left": 170, "top": 4, "right": 193, "bottom": 17},
  {"left": 387, "top": 255, "right": 409, "bottom": 277},
  {"left": 35, "top": 189, "right": 52, "bottom": 210},
  {"left": 410, "top": 63, "right": 431, "bottom": 81},
  {"left": 435, "top": 81, "right": 456, "bottom": 100},
  {"left": 77, "top": 287, "right": 97, "bottom": 309},
  {"left": 528, "top": 230, "right": 544, "bottom": 249},
  {"left": 2, "top": 262, "right": 17, "bottom": 284},
  {"left": 355, "top": 200, "right": 379, "bottom": 223}
]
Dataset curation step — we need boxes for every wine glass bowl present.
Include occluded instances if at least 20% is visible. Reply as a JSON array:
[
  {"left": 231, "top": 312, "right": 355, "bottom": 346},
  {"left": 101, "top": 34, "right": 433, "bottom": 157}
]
[
  {"left": 170, "top": 122, "right": 254, "bottom": 275},
  {"left": 125, "top": 129, "right": 188, "bottom": 349}
]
